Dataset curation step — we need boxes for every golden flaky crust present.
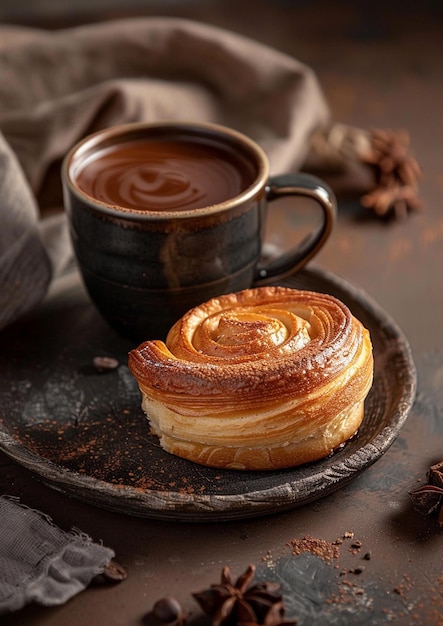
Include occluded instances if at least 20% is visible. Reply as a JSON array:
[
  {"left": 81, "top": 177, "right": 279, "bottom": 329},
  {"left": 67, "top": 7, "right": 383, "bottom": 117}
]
[{"left": 128, "top": 287, "right": 373, "bottom": 470}]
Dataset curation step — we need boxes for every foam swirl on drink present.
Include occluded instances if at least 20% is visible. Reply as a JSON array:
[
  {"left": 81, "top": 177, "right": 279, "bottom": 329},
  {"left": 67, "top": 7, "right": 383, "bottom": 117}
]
[{"left": 75, "top": 138, "right": 255, "bottom": 212}]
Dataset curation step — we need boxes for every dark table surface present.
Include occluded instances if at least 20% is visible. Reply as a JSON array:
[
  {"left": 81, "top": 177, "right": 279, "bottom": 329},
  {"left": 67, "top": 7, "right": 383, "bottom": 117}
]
[{"left": 1, "top": 1, "right": 442, "bottom": 624}]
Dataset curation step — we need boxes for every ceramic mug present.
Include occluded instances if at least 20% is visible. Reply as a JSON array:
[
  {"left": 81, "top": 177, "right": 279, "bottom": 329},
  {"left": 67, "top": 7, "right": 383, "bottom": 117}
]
[{"left": 62, "top": 121, "right": 336, "bottom": 341}]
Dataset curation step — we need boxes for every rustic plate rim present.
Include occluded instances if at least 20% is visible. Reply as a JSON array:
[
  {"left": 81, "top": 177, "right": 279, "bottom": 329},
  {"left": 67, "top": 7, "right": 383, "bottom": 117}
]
[{"left": 0, "top": 265, "right": 417, "bottom": 521}]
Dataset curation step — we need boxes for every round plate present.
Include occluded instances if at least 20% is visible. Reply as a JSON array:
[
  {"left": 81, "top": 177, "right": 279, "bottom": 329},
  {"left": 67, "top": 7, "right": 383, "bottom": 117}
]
[{"left": 0, "top": 266, "right": 416, "bottom": 521}]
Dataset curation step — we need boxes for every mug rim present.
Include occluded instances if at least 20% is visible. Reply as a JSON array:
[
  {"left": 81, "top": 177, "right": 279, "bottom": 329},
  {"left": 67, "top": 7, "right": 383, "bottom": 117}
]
[{"left": 62, "top": 121, "right": 269, "bottom": 220}]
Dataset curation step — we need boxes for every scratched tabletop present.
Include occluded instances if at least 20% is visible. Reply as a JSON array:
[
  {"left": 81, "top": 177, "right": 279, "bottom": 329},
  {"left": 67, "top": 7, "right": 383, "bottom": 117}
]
[{"left": 1, "top": 2, "right": 442, "bottom": 625}]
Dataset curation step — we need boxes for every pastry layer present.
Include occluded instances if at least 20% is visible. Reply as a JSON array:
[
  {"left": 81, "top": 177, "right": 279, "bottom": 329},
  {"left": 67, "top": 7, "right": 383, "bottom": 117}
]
[{"left": 128, "top": 286, "right": 374, "bottom": 470}]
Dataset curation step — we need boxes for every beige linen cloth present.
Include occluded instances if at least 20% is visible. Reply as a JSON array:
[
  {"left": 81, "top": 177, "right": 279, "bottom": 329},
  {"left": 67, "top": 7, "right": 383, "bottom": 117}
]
[{"left": 0, "top": 16, "right": 338, "bottom": 331}]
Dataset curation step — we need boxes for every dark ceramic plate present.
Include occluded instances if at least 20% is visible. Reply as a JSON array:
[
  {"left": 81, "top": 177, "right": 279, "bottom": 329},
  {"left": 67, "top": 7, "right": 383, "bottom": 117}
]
[{"left": 0, "top": 266, "right": 416, "bottom": 521}]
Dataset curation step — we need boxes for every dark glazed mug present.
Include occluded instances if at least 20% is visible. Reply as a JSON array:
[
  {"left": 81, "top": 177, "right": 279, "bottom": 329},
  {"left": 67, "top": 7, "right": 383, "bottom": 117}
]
[{"left": 62, "top": 122, "right": 336, "bottom": 341}]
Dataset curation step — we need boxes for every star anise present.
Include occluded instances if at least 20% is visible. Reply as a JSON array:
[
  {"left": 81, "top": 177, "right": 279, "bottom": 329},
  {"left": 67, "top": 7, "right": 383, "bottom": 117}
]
[
  {"left": 428, "top": 461, "right": 443, "bottom": 487},
  {"left": 363, "top": 129, "right": 421, "bottom": 186},
  {"left": 192, "top": 565, "right": 296, "bottom": 626},
  {"left": 410, "top": 460, "right": 443, "bottom": 527},
  {"left": 360, "top": 128, "right": 422, "bottom": 218},
  {"left": 360, "top": 182, "right": 422, "bottom": 219}
]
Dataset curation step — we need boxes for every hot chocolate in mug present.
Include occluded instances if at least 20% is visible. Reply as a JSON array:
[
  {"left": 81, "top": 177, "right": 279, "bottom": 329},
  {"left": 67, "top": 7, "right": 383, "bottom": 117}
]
[{"left": 62, "top": 121, "right": 336, "bottom": 340}]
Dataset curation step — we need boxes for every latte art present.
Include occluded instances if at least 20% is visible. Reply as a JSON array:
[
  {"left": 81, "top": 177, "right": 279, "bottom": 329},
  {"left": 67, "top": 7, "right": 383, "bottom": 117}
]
[
  {"left": 75, "top": 138, "right": 255, "bottom": 212},
  {"left": 93, "top": 159, "right": 205, "bottom": 211}
]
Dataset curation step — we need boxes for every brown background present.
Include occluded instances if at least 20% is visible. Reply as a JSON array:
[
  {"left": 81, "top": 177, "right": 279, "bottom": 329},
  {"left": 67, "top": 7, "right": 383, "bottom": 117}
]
[{"left": 1, "top": 1, "right": 443, "bottom": 625}]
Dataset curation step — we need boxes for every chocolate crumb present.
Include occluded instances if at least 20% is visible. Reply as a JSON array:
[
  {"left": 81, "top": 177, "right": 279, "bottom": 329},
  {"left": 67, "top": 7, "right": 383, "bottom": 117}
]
[
  {"left": 332, "top": 538, "right": 343, "bottom": 546},
  {"left": 362, "top": 552, "right": 372, "bottom": 561}
]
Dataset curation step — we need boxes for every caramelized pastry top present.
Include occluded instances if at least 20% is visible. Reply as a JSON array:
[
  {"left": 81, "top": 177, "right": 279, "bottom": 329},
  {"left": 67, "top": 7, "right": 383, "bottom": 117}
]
[
  {"left": 128, "top": 286, "right": 372, "bottom": 411},
  {"left": 128, "top": 286, "right": 373, "bottom": 469}
]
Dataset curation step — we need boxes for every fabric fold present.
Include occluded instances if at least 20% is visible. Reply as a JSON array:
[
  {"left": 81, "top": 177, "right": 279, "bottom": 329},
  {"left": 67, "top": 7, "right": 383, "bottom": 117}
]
[
  {"left": 0, "top": 16, "right": 331, "bottom": 331},
  {"left": 0, "top": 496, "right": 115, "bottom": 614}
]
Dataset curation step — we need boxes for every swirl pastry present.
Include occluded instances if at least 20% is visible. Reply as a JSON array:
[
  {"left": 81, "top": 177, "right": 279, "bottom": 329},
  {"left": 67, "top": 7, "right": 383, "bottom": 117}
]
[{"left": 128, "top": 286, "right": 373, "bottom": 470}]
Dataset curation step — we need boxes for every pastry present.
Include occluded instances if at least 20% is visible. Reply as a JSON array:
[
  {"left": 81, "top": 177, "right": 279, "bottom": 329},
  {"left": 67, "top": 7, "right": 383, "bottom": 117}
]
[{"left": 128, "top": 286, "right": 373, "bottom": 470}]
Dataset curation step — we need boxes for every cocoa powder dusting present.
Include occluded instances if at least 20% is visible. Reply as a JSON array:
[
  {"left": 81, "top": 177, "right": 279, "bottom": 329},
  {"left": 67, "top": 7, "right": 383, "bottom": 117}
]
[
  {"left": 287, "top": 535, "right": 340, "bottom": 562},
  {"left": 270, "top": 532, "right": 442, "bottom": 623}
]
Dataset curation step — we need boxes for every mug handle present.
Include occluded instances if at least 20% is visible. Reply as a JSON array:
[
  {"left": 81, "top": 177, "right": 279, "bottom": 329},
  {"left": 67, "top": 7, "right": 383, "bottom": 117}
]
[{"left": 254, "top": 172, "right": 337, "bottom": 285}]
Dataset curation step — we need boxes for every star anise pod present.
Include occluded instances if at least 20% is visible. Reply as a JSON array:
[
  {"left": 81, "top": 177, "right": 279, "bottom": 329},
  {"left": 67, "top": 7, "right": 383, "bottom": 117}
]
[
  {"left": 410, "top": 460, "right": 443, "bottom": 527},
  {"left": 360, "top": 182, "right": 422, "bottom": 219},
  {"left": 363, "top": 129, "right": 421, "bottom": 186},
  {"left": 192, "top": 565, "right": 296, "bottom": 626},
  {"left": 360, "top": 128, "right": 422, "bottom": 218},
  {"left": 428, "top": 460, "right": 443, "bottom": 489}
]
